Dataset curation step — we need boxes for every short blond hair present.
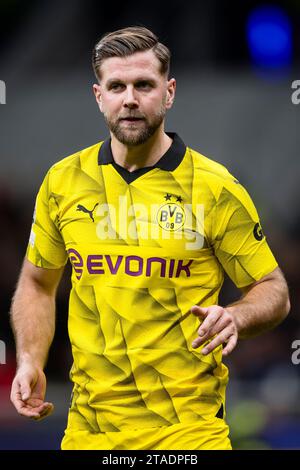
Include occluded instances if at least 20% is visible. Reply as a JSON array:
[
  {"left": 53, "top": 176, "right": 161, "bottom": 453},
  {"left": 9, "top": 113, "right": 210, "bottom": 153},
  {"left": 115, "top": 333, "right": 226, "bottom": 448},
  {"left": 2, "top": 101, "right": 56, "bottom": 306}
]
[{"left": 92, "top": 26, "right": 171, "bottom": 81}]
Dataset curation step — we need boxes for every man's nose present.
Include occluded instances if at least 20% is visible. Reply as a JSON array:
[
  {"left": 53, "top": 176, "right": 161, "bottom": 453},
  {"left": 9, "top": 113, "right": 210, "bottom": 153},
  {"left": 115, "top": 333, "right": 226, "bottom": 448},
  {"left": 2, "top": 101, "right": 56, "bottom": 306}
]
[{"left": 123, "top": 86, "right": 138, "bottom": 108}]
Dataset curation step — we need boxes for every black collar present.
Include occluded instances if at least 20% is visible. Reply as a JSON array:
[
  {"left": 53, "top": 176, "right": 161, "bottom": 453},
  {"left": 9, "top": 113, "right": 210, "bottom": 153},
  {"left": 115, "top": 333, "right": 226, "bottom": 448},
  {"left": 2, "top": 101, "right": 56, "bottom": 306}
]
[{"left": 98, "top": 132, "right": 186, "bottom": 172}]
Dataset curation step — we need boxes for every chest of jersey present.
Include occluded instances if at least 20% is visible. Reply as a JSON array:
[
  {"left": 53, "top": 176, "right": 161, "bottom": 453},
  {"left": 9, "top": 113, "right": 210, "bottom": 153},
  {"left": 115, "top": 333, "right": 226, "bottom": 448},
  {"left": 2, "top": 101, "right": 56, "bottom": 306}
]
[
  {"left": 57, "top": 163, "right": 219, "bottom": 288},
  {"left": 59, "top": 164, "right": 205, "bottom": 252}
]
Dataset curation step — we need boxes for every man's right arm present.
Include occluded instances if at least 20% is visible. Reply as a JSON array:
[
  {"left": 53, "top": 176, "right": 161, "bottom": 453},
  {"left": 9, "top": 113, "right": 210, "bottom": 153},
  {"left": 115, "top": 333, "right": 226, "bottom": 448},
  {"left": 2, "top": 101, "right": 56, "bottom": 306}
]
[{"left": 10, "top": 258, "right": 64, "bottom": 420}]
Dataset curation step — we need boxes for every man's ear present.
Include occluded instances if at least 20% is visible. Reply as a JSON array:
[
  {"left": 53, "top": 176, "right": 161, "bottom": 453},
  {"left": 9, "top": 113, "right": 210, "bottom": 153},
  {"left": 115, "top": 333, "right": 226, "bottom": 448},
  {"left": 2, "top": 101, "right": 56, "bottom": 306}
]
[
  {"left": 166, "top": 78, "right": 176, "bottom": 109},
  {"left": 93, "top": 84, "right": 103, "bottom": 112}
]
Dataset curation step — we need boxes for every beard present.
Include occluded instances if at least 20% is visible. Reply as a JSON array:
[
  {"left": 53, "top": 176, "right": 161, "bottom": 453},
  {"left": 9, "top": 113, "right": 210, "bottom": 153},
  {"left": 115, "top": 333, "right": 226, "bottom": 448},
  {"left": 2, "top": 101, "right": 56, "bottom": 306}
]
[{"left": 103, "top": 104, "right": 167, "bottom": 146}]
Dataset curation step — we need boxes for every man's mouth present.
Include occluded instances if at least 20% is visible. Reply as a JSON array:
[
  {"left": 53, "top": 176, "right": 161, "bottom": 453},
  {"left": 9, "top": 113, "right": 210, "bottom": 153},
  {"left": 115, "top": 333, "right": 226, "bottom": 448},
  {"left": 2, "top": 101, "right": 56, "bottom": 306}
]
[{"left": 120, "top": 117, "right": 144, "bottom": 122}]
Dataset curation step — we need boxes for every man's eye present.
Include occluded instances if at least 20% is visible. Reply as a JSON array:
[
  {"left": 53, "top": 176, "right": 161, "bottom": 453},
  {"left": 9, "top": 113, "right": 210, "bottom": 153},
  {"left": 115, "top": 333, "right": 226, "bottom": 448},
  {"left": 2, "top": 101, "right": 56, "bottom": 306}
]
[
  {"left": 137, "top": 82, "right": 151, "bottom": 89},
  {"left": 110, "top": 84, "right": 123, "bottom": 91}
]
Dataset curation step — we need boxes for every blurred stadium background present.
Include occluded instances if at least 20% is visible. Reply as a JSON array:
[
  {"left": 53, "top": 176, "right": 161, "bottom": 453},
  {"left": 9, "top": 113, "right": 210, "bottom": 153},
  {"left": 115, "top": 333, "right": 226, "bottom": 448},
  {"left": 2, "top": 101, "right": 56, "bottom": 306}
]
[{"left": 0, "top": 0, "right": 300, "bottom": 450}]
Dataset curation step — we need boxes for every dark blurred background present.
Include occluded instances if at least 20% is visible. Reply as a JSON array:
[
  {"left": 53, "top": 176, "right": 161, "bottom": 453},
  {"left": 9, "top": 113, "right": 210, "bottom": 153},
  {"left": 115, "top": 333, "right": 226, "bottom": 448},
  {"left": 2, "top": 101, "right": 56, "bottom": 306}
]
[{"left": 0, "top": 0, "right": 300, "bottom": 450}]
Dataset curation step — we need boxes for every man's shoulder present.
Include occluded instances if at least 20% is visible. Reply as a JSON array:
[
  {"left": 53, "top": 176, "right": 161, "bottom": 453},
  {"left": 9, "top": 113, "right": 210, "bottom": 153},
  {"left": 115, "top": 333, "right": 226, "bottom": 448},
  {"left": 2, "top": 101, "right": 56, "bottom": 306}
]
[
  {"left": 186, "top": 145, "right": 244, "bottom": 202},
  {"left": 187, "top": 145, "right": 235, "bottom": 183},
  {"left": 48, "top": 141, "right": 103, "bottom": 175}
]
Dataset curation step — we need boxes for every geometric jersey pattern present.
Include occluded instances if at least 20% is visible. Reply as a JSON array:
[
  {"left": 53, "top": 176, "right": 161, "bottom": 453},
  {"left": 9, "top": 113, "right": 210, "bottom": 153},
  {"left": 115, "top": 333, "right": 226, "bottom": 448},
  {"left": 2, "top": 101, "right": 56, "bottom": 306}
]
[{"left": 26, "top": 133, "right": 278, "bottom": 433}]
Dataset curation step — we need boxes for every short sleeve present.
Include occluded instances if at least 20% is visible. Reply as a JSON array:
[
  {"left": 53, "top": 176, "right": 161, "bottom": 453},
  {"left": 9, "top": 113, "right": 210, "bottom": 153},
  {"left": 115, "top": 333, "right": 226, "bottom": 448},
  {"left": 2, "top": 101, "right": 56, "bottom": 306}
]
[
  {"left": 211, "top": 177, "right": 278, "bottom": 288},
  {"left": 26, "top": 169, "right": 68, "bottom": 269}
]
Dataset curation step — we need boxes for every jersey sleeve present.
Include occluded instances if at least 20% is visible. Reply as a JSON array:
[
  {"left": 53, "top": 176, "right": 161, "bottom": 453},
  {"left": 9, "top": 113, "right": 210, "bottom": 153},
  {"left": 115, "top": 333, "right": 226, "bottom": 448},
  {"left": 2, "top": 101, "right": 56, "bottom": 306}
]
[
  {"left": 211, "top": 177, "right": 278, "bottom": 288},
  {"left": 26, "top": 169, "right": 68, "bottom": 269}
]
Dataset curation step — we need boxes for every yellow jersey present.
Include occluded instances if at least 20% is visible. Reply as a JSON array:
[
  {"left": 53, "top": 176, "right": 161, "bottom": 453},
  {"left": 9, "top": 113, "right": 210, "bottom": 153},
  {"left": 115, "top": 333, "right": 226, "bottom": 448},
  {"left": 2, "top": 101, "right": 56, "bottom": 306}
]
[{"left": 26, "top": 132, "right": 277, "bottom": 438}]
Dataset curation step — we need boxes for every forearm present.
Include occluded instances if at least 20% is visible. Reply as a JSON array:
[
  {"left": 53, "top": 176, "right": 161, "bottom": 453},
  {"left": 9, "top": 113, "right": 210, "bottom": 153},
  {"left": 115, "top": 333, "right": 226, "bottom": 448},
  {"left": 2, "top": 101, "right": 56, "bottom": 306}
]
[
  {"left": 227, "top": 276, "right": 290, "bottom": 339},
  {"left": 10, "top": 282, "right": 55, "bottom": 369}
]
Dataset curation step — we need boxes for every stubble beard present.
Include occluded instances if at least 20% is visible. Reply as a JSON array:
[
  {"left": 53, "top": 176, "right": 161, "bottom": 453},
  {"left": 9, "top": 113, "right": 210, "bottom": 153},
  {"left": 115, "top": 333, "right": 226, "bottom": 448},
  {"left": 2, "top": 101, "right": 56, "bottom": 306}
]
[{"left": 104, "top": 105, "right": 167, "bottom": 146}]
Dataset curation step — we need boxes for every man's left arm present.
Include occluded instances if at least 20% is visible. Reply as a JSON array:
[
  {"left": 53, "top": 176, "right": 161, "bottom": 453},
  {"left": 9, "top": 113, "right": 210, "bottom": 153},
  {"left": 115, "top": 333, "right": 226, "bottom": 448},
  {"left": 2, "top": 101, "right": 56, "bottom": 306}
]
[{"left": 191, "top": 267, "right": 290, "bottom": 356}]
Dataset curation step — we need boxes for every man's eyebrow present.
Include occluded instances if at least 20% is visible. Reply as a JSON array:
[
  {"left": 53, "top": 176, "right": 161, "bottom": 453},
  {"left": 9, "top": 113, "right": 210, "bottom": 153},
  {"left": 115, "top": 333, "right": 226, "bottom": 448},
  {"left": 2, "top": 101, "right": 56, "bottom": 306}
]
[
  {"left": 135, "top": 78, "right": 157, "bottom": 85},
  {"left": 105, "top": 77, "right": 157, "bottom": 88},
  {"left": 106, "top": 78, "right": 123, "bottom": 88}
]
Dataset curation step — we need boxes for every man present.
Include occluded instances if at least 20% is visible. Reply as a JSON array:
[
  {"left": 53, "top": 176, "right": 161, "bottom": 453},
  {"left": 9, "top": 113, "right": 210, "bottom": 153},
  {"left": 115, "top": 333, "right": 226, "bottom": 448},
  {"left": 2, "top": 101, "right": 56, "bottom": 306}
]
[{"left": 10, "top": 26, "right": 290, "bottom": 450}]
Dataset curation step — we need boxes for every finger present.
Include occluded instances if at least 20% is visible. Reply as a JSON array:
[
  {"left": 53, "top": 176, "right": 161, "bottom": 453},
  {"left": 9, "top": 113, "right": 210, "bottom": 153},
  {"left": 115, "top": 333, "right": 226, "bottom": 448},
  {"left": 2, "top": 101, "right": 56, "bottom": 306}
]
[
  {"left": 191, "top": 308, "right": 224, "bottom": 348},
  {"left": 26, "top": 398, "right": 48, "bottom": 407},
  {"left": 197, "top": 306, "right": 224, "bottom": 336},
  {"left": 192, "top": 336, "right": 207, "bottom": 349},
  {"left": 10, "top": 380, "right": 32, "bottom": 413},
  {"left": 199, "top": 310, "right": 226, "bottom": 336},
  {"left": 191, "top": 315, "right": 232, "bottom": 348},
  {"left": 18, "top": 405, "right": 41, "bottom": 418},
  {"left": 222, "top": 335, "right": 238, "bottom": 357},
  {"left": 36, "top": 402, "right": 54, "bottom": 414},
  {"left": 19, "top": 401, "right": 53, "bottom": 419},
  {"left": 11, "top": 393, "right": 29, "bottom": 413},
  {"left": 24, "top": 401, "right": 53, "bottom": 417},
  {"left": 190, "top": 306, "right": 209, "bottom": 319},
  {"left": 43, "top": 403, "right": 54, "bottom": 415},
  {"left": 31, "top": 403, "right": 54, "bottom": 421},
  {"left": 10, "top": 380, "right": 22, "bottom": 410},
  {"left": 36, "top": 403, "right": 54, "bottom": 420},
  {"left": 20, "top": 381, "right": 32, "bottom": 401},
  {"left": 27, "top": 402, "right": 50, "bottom": 412},
  {"left": 202, "top": 314, "right": 232, "bottom": 339},
  {"left": 201, "top": 326, "right": 236, "bottom": 355}
]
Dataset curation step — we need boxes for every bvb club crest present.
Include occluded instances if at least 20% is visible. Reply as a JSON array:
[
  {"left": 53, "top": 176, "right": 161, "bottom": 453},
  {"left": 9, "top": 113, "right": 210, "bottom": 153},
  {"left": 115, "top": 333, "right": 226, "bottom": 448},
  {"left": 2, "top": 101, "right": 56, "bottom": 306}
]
[{"left": 157, "top": 193, "right": 185, "bottom": 231}]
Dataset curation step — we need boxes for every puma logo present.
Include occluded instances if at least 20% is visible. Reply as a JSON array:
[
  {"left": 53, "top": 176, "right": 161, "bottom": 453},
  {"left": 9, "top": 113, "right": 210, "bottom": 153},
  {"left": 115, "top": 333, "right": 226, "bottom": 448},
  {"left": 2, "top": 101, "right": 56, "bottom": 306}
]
[{"left": 76, "top": 203, "right": 99, "bottom": 222}]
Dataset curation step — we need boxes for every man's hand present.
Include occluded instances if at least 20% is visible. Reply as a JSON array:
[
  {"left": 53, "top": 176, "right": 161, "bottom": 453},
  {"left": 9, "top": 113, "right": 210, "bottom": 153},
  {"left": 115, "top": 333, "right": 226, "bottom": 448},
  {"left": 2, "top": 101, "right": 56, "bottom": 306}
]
[
  {"left": 10, "top": 363, "right": 54, "bottom": 420},
  {"left": 191, "top": 305, "right": 238, "bottom": 357}
]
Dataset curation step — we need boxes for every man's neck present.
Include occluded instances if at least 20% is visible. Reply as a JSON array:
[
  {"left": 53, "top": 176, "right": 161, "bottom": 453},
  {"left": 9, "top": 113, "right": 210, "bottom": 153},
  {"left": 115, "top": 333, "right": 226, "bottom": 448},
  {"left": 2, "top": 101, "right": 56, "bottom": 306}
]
[{"left": 110, "top": 128, "right": 173, "bottom": 172}]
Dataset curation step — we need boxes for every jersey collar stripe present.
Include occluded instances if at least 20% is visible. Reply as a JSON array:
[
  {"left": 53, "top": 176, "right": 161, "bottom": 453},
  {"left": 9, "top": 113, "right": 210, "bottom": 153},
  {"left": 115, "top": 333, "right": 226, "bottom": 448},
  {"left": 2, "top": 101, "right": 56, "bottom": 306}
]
[{"left": 98, "top": 132, "right": 186, "bottom": 172}]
